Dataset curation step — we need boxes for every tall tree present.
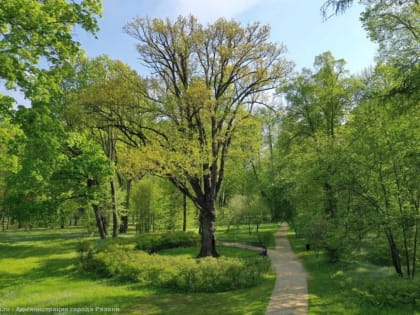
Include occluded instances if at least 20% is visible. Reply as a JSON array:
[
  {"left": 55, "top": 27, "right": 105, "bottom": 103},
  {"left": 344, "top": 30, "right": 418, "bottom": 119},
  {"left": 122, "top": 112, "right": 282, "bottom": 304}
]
[
  {"left": 321, "top": 0, "right": 354, "bottom": 18},
  {"left": 279, "top": 52, "right": 363, "bottom": 262},
  {"left": 63, "top": 56, "right": 147, "bottom": 237},
  {"left": 322, "top": 0, "right": 419, "bottom": 68},
  {"left": 123, "top": 16, "right": 292, "bottom": 257},
  {"left": 343, "top": 64, "right": 419, "bottom": 278},
  {"left": 5, "top": 103, "right": 67, "bottom": 227},
  {"left": 0, "top": 0, "right": 102, "bottom": 99},
  {"left": 4, "top": 103, "right": 112, "bottom": 234},
  {"left": 320, "top": 0, "right": 419, "bottom": 274},
  {"left": 0, "top": 97, "right": 20, "bottom": 230}
]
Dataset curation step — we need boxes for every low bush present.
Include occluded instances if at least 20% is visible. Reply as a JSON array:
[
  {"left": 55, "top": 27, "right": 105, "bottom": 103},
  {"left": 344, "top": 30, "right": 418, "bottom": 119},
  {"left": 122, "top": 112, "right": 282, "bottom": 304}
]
[
  {"left": 359, "top": 239, "right": 392, "bottom": 267},
  {"left": 134, "top": 231, "right": 199, "bottom": 253},
  {"left": 82, "top": 243, "right": 271, "bottom": 292},
  {"left": 76, "top": 240, "right": 93, "bottom": 264},
  {"left": 257, "top": 231, "right": 275, "bottom": 248},
  {"left": 354, "top": 278, "right": 420, "bottom": 306},
  {"left": 172, "top": 255, "right": 271, "bottom": 292}
]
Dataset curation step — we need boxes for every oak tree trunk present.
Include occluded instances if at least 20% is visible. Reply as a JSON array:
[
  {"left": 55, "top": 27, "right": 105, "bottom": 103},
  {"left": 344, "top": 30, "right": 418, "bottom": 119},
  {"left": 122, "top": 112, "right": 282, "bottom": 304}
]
[{"left": 198, "top": 197, "right": 219, "bottom": 257}]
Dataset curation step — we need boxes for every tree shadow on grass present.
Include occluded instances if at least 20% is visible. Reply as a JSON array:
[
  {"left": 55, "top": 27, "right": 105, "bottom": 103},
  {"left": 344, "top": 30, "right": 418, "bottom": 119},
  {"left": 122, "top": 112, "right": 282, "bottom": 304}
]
[
  {"left": 0, "top": 254, "right": 98, "bottom": 291},
  {"left": 0, "top": 231, "right": 89, "bottom": 243},
  {"left": 0, "top": 250, "right": 275, "bottom": 315},
  {"left": 58, "top": 281, "right": 273, "bottom": 315},
  {"left": 0, "top": 243, "right": 75, "bottom": 259}
]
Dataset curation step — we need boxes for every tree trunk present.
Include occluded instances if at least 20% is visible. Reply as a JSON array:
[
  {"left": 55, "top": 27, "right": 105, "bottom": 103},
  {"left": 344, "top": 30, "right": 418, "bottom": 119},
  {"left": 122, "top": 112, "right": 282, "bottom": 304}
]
[
  {"left": 120, "top": 178, "right": 131, "bottom": 233},
  {"left": 1, "top": 210, "right": 5, "bottom": 232},
  {"left": 412, "top": 221, "right": 418, "bottom": 279},
  {"left": 324, "top": 182, "right": 337, "bottom": 218},
  {"left": 392, "top": 160, "right": 412, "bottom": 277},
  {"left": 125, "top": 178, "right": 132, "bottom": 232},
  {"left": 87, "top": 178, "right": 108, "bottom": 239},
  {"left": 110, "top": 179, "right": 119, "bottom": 237},
  {"left": 183, "top": 193, "right": 187, "bottom": 232},
  {"left": 198, "top": 198, "right": 219, "bottom": 257},
  {"left": 385, "top": 229, "right": 403, "bottom": 277},
  {"left": 93, "top": 204, "right": 107, "bottom": 239},
  {"left": 120, "top": 216, "right": 128, "bottom": 233},
  {"left": 60, "top": 211, "right": 65, "bottom": 229}
]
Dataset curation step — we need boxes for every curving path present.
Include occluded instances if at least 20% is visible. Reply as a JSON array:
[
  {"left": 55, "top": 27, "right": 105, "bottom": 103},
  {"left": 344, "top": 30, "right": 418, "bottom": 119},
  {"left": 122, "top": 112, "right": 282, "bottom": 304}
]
[
  {"left": 219, "top": 241, "right": 266, "bottom": 253},
  {"left": 266, "top": 223, "right": 308, "bottom": 315}
]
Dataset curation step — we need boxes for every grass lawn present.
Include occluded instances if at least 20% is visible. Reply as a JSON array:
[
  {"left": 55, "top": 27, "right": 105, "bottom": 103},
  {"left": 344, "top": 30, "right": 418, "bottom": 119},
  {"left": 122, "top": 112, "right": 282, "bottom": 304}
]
[
  {"left": 287, "top": 230, "right": 420, "bottom": 315},
  {"left": 0, "top": 225, "right": 277, "bottom": 315},
  {"left": 216, "top": 223, "right": 279, "bottom": 249}
]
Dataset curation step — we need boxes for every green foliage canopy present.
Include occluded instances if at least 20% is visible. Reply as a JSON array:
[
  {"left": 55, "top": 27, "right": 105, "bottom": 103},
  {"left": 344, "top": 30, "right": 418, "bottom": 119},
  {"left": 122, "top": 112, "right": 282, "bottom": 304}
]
[{"left": 0, "top": 0, "right": 102, "bottom": 98}]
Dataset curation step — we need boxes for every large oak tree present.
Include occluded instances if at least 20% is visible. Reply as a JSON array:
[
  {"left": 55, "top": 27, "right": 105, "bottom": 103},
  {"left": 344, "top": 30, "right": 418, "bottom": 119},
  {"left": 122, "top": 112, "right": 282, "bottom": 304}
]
[{"left": 123, "top": 16, "right": 292, "bottom": 257}]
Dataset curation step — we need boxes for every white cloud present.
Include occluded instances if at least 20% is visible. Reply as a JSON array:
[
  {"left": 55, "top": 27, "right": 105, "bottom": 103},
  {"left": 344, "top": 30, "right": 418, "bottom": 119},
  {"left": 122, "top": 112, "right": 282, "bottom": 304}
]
[{"left": 159, "top": 0, "right": 266, "bottom": 23}]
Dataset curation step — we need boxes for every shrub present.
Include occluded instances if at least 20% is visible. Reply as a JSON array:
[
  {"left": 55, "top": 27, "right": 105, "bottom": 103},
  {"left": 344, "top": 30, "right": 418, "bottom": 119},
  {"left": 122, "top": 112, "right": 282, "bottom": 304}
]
[
  {"left": 134, "top": 231, "right": 199, "bottom": 253},
  {"left": 82, "top": 243, "right": 271, "bottom": 292},
  {"left": 76, "top": 238, "right": 134, "bottom": 277},
  {"left": 360, "top": 239, "right": 392, "bottom": 267},
  {"left": 76, "top": 240, "right": 93, "bottom": 264},
  {"left": 353, "top": 277, "right": 420, "bottom": 306},
  {"left": 171, "top": 255, "right": 271, "bottom": 292},
  {"left": 257, "top": 231, "right": 275, "bottom": 248}
]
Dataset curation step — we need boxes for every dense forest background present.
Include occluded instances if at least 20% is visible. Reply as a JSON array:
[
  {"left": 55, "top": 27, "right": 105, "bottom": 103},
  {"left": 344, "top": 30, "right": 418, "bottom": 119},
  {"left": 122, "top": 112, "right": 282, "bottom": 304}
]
[{"left": 0, "top": 0, "right": 418, "bottom": 276}]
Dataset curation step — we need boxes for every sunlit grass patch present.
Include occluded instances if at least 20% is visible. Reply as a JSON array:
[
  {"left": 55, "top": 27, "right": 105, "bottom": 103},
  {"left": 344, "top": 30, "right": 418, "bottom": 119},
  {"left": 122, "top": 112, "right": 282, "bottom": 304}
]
[
  {"left": 288, "top": 230, "right": 419, "bottom": 315},
  {"left": 0, "top": 224, "right": 277, "bottom": 314},
  {"left": 216, "top": 223, "right": 279, "bottom": 249}
]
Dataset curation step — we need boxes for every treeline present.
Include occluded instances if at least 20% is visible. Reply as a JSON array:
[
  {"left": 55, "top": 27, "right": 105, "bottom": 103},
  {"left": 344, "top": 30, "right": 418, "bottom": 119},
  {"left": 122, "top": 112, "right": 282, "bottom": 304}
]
[
  {"left": 0, "top": 0, "right": 418, "bottom": 269},
  {"left": 274, "top": 1, "right": 419, "bottom": 278},
  {"left": 1, "top": 3, "right": 289, "bottom": 259}
]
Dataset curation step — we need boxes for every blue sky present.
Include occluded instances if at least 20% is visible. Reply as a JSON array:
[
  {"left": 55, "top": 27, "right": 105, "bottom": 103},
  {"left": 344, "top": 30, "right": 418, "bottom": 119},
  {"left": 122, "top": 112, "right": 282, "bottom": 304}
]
[
  {"left": 76, "top": 0, "right": 377, "bottom": 75},
  {"left": 3, "top": 0, "right": 378, "bottom": 106}
]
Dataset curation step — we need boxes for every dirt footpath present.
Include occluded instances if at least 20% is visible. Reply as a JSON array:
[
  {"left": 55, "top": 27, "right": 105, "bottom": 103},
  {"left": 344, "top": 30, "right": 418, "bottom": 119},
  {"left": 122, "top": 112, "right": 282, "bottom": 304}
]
[{"left": 266, "top": 224, "right": 308, "bottom": 315}]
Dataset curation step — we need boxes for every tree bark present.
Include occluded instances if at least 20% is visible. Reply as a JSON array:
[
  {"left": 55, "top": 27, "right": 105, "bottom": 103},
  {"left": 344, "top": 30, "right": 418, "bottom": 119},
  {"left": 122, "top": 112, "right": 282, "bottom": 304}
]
[
  {"left": 87, "top": 178, "right": 108, "bottom": 239},
  {"left": 182, "top": 192, "right": 187, "bottom": 232},
  {"left": 119, "top": 178, "right": 131, "bottom": 233},
  {"left": 385, "top": 229, "right": 403, "bottom": 277},
  {"left": 197, "top": 197, "right": 219, "bottom": 257},
  {"left": 93, "top": 204, "right": 107, "bottom": 239},
  {"left": 110, "top": 178, "right": 119, "bottom": 237},
  {"left": 412, "top": 221, "right": 418, "bottom": 279},
  {"left": 1, "top": 209, "right": 5, "bottom": 232}
]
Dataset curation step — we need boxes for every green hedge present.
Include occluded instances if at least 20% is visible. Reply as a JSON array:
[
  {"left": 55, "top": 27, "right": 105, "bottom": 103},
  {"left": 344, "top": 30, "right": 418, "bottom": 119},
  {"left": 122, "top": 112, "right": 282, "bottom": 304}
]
[
  {"left": 257, "top": 231, "right": 275, "bottom": 248},
  {"left": 174, "top": 255, "right": 271, "bottom": 292},
  {"left": 134, "top": 231, "right": 199, "bottom": 253},
  {"left": 81, "top": 243, "right": 271, "bottom": 292}
]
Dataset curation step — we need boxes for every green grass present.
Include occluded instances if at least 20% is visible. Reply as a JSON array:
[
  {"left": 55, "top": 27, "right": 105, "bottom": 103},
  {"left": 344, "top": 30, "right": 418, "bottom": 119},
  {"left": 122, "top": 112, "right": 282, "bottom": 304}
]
[
  {"left": 216, "top": 223, "right": 279, "bottom": 249},
  {"left": 0, "top": 226, "right": 276, "bottom": 315},
  {"left": 159, "top": 245, "right": 260, "bottom": 258},
  {"left": 288, "top": 231, "right": 420, "bottom": 315}
]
